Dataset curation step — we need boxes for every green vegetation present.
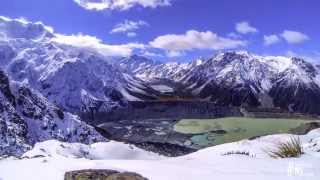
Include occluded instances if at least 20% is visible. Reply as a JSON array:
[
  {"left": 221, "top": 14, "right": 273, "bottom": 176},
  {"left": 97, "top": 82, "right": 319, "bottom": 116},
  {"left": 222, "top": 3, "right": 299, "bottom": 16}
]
[
  {"left": 267, "top": 137, "right": 303, "bottom": 158},
  {"left": 174, "top": 117, "right": 317, "bottom": 147}
]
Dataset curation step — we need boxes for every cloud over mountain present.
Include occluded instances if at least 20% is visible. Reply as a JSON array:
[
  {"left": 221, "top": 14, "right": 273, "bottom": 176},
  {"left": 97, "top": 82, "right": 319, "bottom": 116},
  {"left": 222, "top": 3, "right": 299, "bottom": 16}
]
[
  {"left": 149, "top": 30, "right": 247, "bottom": 55},
  {"left": 52, "top": 33, "right": 145, "bottom": 56}
]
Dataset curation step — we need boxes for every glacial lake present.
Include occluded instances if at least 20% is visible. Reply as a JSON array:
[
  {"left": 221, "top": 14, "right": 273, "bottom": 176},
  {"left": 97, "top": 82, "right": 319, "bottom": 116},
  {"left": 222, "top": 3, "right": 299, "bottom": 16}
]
[{"left": 174, "top": 117, "right": 319, "bottom": 147}]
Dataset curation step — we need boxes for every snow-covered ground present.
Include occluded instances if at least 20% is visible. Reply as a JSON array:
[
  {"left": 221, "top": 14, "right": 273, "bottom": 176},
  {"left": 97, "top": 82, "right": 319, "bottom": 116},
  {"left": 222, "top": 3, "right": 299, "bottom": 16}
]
[{"left": 1, "top": 129, "right": 320, "bottom": 180}]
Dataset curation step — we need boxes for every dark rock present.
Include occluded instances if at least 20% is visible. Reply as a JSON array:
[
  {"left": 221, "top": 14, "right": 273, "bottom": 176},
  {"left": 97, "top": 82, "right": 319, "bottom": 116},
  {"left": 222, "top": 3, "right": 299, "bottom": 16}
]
[
  {"left": 289, "top": 122, "right": 320, "bottom": 135},
  {"left": 106, "top": 88, "right": 124, "bottom": 102},
  {"left": 270, "top": 82, "right": 320, "bottom": 115},
  {"left": 22, "top": 154, "right": 46, "bottom": 159},
  {"left": 0, "top": 70, "right": 16, "bottom": 107},
  {"left": 133, "top": 141, "right": 197, "bottom": 157},
  {"left": 248, "top": 133, "right": 271, "bottom": 140},
  {"left": 65, "top": 169, "right": 118, "bottom": 180},
  {"left": 94, "top": 119, "right": 197, "bottom": 156},
  {"left": 54, "top": 108, "right": 65, "bottom": 120},
  {"left": 106, "top": 172, "right": 148, "bottom": 180},
  {"left": 210, "top": 129, "right": 227, "bottom": 134},
  {"left": 64, "top": 169, "right": 148, "bottom": 180}
]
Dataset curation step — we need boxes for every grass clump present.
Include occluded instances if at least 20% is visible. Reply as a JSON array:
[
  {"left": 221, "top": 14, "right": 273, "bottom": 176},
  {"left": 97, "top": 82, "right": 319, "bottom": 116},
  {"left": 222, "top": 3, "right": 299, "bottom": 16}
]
[{"left": 268, "top": 137, "right": 304, "bottom": 159}]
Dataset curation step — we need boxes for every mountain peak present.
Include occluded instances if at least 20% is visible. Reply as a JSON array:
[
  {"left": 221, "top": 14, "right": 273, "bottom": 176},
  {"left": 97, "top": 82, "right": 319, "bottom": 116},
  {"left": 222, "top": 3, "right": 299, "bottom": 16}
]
[
  {"left": 127, "top": 54, "right": 159, "bottom": 64},
  {"left": 0, "top": 16, "right": 54, "bottom": 41}
]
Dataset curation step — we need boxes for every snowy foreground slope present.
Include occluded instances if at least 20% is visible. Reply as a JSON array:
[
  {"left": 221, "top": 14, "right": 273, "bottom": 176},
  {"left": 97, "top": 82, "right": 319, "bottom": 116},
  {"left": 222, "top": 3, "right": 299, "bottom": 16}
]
[{"left": 1, "top": 129, "right": 320, "bottom": 180}]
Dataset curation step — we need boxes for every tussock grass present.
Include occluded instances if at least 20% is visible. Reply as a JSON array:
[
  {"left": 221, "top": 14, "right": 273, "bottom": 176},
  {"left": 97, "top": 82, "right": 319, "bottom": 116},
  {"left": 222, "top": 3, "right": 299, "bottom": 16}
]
[{"left": 268, "top": 137, "right": 304, "bottom": 159}]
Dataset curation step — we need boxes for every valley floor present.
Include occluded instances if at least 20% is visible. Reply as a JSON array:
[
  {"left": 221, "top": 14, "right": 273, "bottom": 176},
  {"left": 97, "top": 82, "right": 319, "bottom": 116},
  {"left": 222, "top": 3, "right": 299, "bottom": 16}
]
[{"left": 1, "top": 129, "right": 320, "bottom": 180}]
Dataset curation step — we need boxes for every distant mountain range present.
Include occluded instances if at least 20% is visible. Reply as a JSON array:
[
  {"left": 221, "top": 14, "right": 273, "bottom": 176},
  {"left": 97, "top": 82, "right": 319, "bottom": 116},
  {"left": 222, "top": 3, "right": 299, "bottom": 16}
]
[
  {"left": 1, "top": 16, "right": 320, "bottom": 117},
  {"left": 116, "top": 51, "right": 320, "bottom": 115}
]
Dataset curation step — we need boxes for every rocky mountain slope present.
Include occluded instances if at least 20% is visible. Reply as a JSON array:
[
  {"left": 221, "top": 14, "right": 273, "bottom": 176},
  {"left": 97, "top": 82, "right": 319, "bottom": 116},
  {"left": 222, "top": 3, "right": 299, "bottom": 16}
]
[
  {"left": 180, "top": 51, "right": 320, "bottom": 114},
  {"left": 115, "top": 51, "right": 320, "bottom": 114},
  {"left": 115, "top": 55, "right": 203, "bottom": 82},
  {"left": 0, "top": 69, "right": 105, "bottom": 156},
  {"left": 0, "top": 16, "right": 320, "bottom": 116},
  {"left": 0, "top": 16, "right": 157, "bottom": 113}
]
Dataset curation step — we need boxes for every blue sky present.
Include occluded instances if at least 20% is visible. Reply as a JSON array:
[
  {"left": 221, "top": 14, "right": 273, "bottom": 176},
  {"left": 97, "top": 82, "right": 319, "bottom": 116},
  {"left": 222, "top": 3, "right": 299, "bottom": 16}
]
[{"left": 1, "top": 0, "right": 320, "bottom": 62}]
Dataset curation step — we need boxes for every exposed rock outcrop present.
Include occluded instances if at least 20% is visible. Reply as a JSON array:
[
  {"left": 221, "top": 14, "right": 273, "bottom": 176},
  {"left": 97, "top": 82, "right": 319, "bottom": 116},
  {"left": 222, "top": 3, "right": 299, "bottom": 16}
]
[
  {"left": 289, "top": 122, "right": 320, "bottom": 135},
  {"left": 64, "top": 169, "right": 148, "bottom": 180}
]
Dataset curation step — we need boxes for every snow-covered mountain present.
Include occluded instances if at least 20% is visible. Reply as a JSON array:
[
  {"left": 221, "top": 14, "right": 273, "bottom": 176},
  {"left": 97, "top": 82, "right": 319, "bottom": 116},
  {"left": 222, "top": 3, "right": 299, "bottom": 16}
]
[
  {"left": 1, "top": 16, "right": 320, "bottom": 115},
  {"left": 0, "top": 69, "right": 106, "bottom": 156},
  {"left": 118, "top": 51, "right": 320, "bottom": 114},
  {"left": 0, "top": 16, "right": 154, "bottom": 113},
  {"left": 116, "top": 55, "right": 203, "bottom": 82},
  {"left": 181, "top": 51, "right": 320, "bottom": 114}
]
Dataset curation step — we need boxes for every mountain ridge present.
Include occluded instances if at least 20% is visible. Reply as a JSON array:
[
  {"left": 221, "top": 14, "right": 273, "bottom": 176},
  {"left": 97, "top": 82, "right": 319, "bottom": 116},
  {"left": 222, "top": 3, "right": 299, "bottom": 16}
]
[
  {"left": 0, "top": 16, "right": 320, "bottom": 115},
  {"left": 0, "top": 69, "right": 106, "bottom": 156}
]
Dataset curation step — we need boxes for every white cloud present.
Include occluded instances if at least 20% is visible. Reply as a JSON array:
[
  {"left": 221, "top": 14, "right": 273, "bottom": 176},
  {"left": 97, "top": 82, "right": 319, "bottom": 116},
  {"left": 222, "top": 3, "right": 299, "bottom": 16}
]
[
  {"left": 0, "top": 16, "right": 54, "bottom": 34},
  {"left": 73, "top": 0, "right": 171, "bottom": 11},
  {"left": 149, "top": 30, "right": 247, "bottom": 52},
  {"left": 52, "top": 33, "right": 145, "bottom": 56},
  {"left": 264, "top": 34, "right": 281, "bottom": 46},
  {"left": 166, "top": 50, "right": 185, "bottom": 57},
  {"left": 235, "top": 21, "right": 258, "bottom": 34},
  {"left": 281, "top": 30, "right": 309, "bottom": 44},
  {"left": 127, "top": 32, "right": 137, "bottom": 37},
  {"left": 110, "top": 20, "right": 148, "bottom": 37},
  {"left": 142, "top": 51, "right": 164, "bottom": 57},
  {"left": 0, "top": 16, "right": 145, "bottom": 57}
]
